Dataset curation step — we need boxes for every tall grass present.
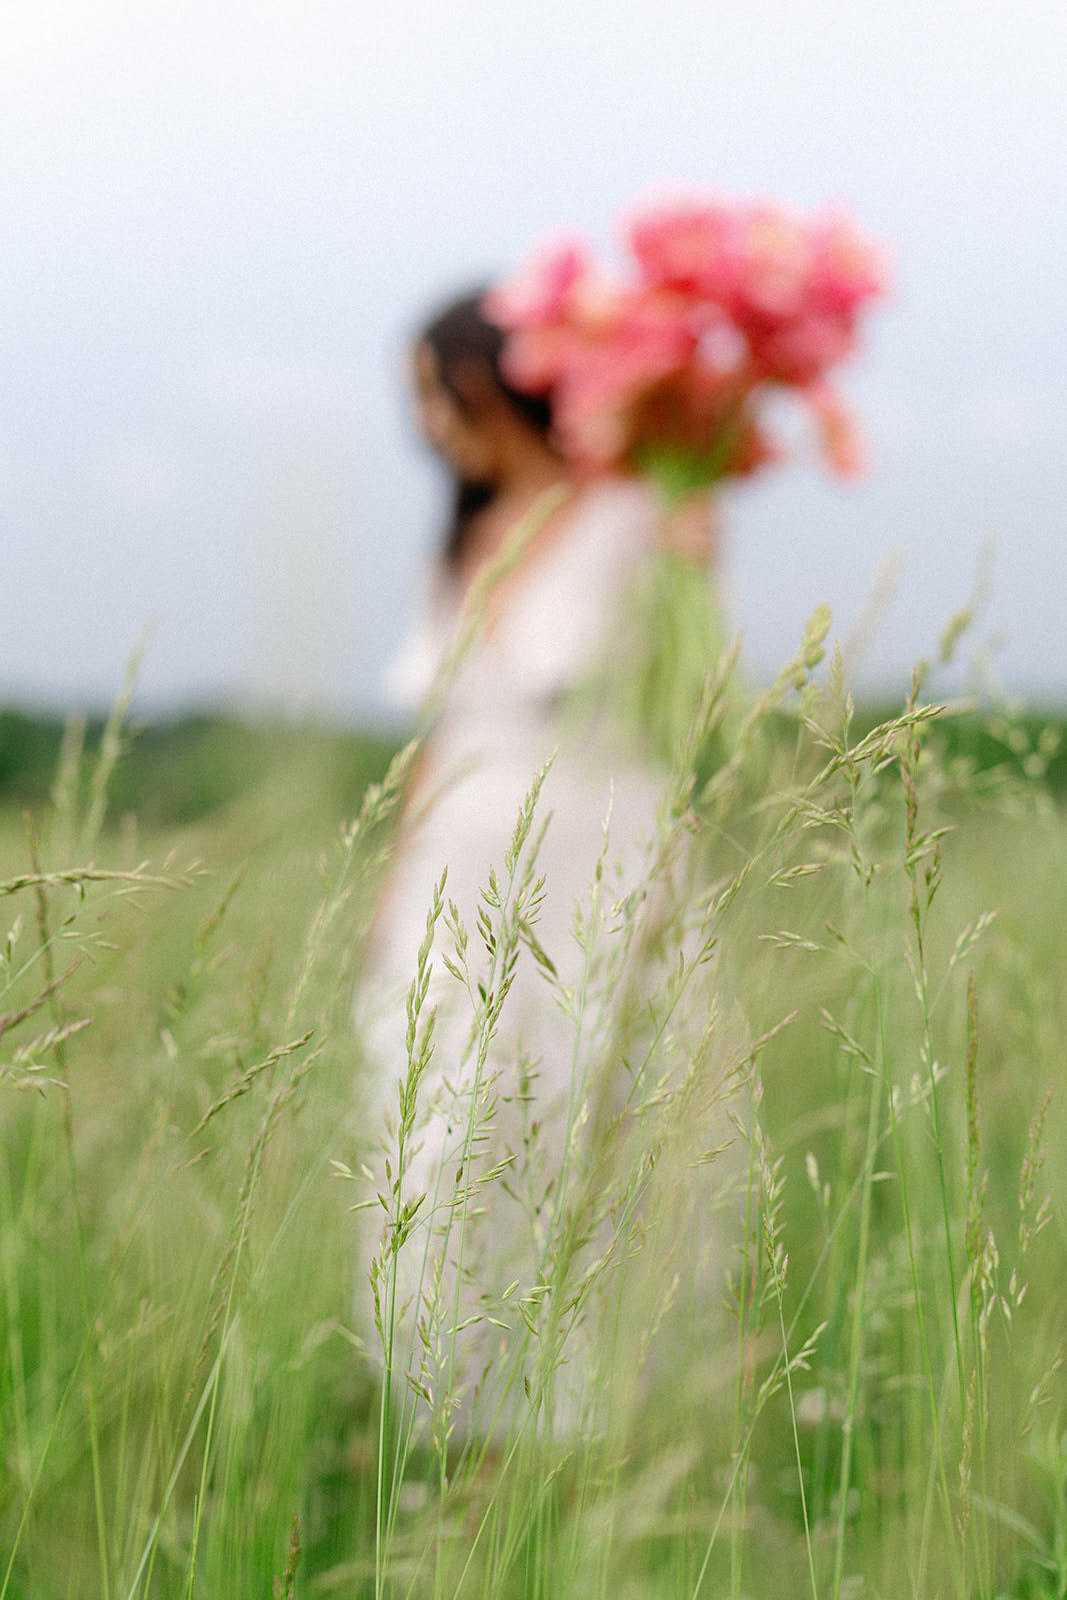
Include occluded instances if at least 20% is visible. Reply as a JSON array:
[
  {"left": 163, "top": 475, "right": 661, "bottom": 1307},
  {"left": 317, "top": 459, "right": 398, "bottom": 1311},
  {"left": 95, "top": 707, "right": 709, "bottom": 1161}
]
[{"left": 0, "top": 614, "right": 1065, "bottom": 1598}]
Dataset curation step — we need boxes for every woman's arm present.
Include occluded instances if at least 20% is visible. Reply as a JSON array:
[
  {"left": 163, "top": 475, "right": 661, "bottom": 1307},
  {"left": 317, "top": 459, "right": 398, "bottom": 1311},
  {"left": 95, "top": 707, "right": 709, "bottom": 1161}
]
[{"left": 656, "top": 489, "right": 722, "bottom": 568}]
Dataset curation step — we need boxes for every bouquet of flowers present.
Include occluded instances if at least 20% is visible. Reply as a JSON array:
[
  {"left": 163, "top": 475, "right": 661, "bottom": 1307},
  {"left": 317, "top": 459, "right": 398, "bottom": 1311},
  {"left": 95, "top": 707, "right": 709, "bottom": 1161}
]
[{"left": 485, "top": 196, "right": 887, "bottom": 764}]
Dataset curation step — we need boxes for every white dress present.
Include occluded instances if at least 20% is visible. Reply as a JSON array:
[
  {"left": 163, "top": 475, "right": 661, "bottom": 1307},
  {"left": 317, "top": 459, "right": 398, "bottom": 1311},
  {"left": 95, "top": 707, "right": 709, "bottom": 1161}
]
[{"left": 356, "top": 479, "right": 670, "bottom": 1432}]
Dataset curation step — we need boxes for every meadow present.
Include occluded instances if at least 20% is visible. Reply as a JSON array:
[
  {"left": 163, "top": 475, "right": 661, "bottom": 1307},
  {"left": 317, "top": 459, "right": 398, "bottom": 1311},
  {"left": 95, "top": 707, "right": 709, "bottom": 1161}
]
[{"left": 1, "top": 626, "right": 1065, "bottom": 1599}]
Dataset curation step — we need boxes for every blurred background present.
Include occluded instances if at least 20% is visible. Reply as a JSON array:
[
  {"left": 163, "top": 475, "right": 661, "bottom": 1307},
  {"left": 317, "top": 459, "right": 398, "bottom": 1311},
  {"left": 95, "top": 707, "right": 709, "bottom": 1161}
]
[{"left": 3, "top": 0, "right": 1065, "bottom": 732}]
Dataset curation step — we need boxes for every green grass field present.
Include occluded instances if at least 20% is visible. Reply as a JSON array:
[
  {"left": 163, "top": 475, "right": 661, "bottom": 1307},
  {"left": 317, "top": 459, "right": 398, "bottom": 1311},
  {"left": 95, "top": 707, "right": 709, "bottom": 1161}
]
[{"left": 1, "top": 648, "right": 1065, "bottom": 1598}]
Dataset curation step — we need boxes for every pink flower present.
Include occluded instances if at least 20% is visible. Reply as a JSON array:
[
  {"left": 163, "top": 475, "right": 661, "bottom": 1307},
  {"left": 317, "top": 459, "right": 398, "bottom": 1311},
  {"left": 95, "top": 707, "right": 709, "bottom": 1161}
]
[
  {"left": 627, "top": 201, "right": 744, "bottom": 303},
  {"left": 751, "top": 312, "right": 855, "bottom": 385},
  {"left": 732, "top": 204, "right": 815, "bottom": 328},
  {"left": 487, "top": 240, "right": 625, "bottom": 399},
  {"left": 552, "top": 309, "right": 694, "bottom": 466},
  {"left": 807, "top": 214, "right": 887, "bottom": 319},
  {"left": 486, "top": 192, "right": 886, "bottom": 482},
  {"left": 483, "top": 239, "right": 592, "bottom": 330},
  {"left": 614, "top": 283, "right": 710, "bottom": 363},
  {"left": 500, "top": 323, "right": 589, "bottom": 394}
]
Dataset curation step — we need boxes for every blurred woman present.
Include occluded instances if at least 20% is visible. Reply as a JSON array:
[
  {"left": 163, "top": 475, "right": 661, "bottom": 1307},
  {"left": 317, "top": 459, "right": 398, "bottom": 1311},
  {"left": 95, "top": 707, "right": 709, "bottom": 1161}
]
[{"left": 356, "top": 290, "right": 716, "bottom": 1434}]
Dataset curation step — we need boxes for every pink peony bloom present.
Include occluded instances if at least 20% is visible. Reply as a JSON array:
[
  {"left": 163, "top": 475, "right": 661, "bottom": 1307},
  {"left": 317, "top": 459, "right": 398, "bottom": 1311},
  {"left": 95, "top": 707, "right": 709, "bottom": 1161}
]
[
  {"left": 483, "top": 239, "right": 592, "bottom": 331},
  {"left": 486, "top": 192, "right": 886, "bottom": 482},
  {"left": 731, "top": 204, "right": 816, "bottom": 328},
  {"left": 501, "top": 323, "right": 590, "bottom": 394},
  {"left": 627, "top": 201, "right": 744, "bottom": 303},
  {"left": 488, "top": 240, "right": 626, "bottom": 401},
  {"left": 612, "top": 283, "right": 709, "bottom": 364},
  {"left": 552, "top": 312, "right": 694, "bottom": 466},
  {"left": 807, "top": 214, "right": 888, "bottom": 319},
  {"left": 751, "top": 312, "right": 855, "bottom": 385}
]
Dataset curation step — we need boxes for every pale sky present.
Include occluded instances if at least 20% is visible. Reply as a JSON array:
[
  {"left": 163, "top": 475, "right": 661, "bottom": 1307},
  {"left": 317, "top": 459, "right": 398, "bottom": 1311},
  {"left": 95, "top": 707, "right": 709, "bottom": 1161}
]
[{"left": 3, "top": 0, "right": 1065, "bottom": 720}]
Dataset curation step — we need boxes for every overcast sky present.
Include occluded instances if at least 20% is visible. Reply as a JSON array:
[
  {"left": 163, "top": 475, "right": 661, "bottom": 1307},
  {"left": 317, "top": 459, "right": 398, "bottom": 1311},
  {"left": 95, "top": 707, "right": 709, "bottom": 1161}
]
[{"left": 3, "top": 0, "right": 1065, "bottom": 721}]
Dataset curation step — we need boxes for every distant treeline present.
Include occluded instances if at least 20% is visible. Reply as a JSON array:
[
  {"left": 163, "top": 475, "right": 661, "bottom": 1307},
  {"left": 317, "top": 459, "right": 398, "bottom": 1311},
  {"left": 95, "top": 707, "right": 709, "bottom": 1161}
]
[
  {"left": 0, "top": 708, "right": 400, "bottom": 828},
  {"left": 0, "top": 703, "right": 1063, "bottom": 828}
]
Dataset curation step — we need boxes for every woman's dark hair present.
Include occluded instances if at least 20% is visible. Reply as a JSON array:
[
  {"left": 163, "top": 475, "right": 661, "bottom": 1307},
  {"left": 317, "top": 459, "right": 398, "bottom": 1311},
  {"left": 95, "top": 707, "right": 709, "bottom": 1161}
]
[{"left": 418, "top": 290, "right": 555, "bottom": 571}]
